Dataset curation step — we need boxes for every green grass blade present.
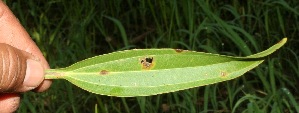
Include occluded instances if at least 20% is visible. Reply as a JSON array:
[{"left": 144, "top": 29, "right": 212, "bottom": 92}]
[{"left": 104, "top": 15, "right": 130, "bottom": 48}]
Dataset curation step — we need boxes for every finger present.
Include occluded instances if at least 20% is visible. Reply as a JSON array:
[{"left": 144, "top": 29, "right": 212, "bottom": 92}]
[
  {"left": 0, "top": 93, "right": 20, "bottom": 113},
  {"left": 34, "top": 80, "right": 52, "bottom": 92},
  {"left": 0, "top": 44, "right": 44, "bottom": 93},
  {"left": 0, "top": 1, "right": 52, "bottom": 92}
]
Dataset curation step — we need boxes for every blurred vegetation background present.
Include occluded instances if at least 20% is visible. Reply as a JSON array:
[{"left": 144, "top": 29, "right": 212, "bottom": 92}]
[{"left": 3, "top": 0, "right": 299, "bottom": 112}]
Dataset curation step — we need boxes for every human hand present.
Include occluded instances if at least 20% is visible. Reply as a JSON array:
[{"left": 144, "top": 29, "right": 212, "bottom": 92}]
[{"left": 0, "top": 1, "right": 52, "bottom": 113}]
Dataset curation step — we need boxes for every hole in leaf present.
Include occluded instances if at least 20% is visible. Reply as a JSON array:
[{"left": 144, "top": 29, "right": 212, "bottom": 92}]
[{"left": 140, "top": 57, "right": 154, "bottom": 69}]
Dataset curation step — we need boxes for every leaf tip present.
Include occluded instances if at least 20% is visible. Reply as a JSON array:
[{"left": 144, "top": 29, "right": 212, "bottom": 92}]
[{"left": 280, "top": 37, "right": 287, "bottom": 44}]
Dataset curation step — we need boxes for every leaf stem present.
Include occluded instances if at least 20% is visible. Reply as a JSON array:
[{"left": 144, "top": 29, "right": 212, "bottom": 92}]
[{"left": 44, "top": 69, "right": 65, "bottom": 79}]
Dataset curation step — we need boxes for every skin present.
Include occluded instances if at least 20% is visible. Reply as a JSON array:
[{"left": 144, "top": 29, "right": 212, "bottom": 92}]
[{"left": 0, "top": 1, "right": 52, "bottom": 113}]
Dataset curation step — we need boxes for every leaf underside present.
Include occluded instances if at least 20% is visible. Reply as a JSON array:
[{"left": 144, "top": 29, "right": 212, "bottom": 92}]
[{"left": 45, "top": 38, "right": 287, "bottom": 97}]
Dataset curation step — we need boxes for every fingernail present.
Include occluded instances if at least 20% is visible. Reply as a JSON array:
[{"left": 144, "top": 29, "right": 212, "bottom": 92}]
[{"left": 24, "top": 59, "right": 44, "bottom": 89}]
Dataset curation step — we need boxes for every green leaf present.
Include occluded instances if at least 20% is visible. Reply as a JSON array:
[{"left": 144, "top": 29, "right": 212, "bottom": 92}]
[{"left": 45, "top": 38, "right": 287, "bottom": 97}]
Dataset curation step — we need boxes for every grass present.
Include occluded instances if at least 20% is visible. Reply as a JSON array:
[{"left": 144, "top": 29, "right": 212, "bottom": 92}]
[{"left": 3, "top": 0, "right": 299, "bottom": 112}]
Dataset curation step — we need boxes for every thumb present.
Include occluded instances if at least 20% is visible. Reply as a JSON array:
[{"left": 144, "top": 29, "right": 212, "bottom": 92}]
[{"left": 0, "top": 43, "right": 44, "bottom": 93}]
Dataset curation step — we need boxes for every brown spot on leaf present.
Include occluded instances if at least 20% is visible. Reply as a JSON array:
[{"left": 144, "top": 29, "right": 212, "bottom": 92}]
[
  {"left": 140, "top": 57, "right": 154, "bottom": 69},
  {"left": 175, "top": 49, "right": 184, "bottom": 53},
  {"left": 100, "top": 70, "right": 109, "bottom": 75},
  {"left": 220, "top": 71, "right": 227, "bottom": 77}
]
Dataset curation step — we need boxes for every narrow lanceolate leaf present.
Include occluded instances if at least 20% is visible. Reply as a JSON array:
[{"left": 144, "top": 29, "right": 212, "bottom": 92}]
[{"left": 45, "top": 38, "right": 287, "bottom": 97}]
